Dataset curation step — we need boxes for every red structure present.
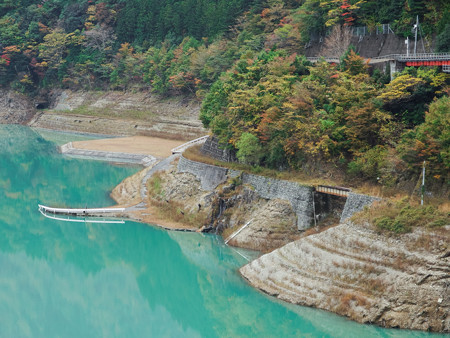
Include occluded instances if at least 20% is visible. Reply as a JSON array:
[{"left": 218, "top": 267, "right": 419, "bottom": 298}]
[{"left": 406, "top": 61, "right": 450, "bottom": 66}]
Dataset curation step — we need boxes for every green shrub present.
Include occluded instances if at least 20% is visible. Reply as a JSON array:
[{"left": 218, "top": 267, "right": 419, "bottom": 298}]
[
  {"left": 236, "top": 132, "right": 263, "bottom": 166},
  {"left": 347, "top": 146, "right": 388, "bottom": 181},
  {"left": 372, "top": 201, "right": 448, "bottom": 234},
  {"left": 375, "top": 216, "right": 410, "bottom": 234},
  {"left": 148, "top": 173, "right": 164, "bottom": 198}
]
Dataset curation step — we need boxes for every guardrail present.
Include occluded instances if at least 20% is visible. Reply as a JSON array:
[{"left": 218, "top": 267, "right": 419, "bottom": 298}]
[
  {"left": 171, "top": 135, "right": 209, "bottom": 154},
  {"left": 307, "top": 53, "right": 450, "bottom": 64},
  {"left": 371, "top": 53, "right": 450, "bottom": 61}
]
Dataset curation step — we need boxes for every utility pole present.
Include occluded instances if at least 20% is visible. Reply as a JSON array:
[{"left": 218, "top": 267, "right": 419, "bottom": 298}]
[
  {"left": 414, "top": 15, "right": 419, "bottom": 56},
  {"left": 421, "top": 161, "right": 425, "bottom": 206},
  {"left": 405, "top": 36, "right": 409, "bottom": 57}
]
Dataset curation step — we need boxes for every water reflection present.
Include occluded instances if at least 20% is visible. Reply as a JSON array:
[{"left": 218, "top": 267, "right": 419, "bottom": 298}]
[{"left": 0, "top": 125, "right": 445, "bottom": 337}]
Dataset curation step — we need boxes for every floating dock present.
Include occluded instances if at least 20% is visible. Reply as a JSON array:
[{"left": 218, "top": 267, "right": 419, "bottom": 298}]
[{"left": 38, "top": 204, "right": 125, "bottom": 216}]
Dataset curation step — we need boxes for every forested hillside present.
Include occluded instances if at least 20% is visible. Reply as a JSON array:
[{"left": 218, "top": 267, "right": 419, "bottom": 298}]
[{"left": 0, "top": 0, "right": 449, "bottom": 192}]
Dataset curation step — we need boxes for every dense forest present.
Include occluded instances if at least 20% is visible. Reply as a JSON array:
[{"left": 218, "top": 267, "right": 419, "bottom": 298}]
[{"left": 0, "top": 0, "right": 449, "bottom": 190}]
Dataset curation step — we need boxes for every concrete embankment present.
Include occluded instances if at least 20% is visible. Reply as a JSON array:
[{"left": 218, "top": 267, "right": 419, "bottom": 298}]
[
  {"left": 28, "top": 90, "right": 206, "bottom": 140},
  {"left": 1, "top": 89, "right": 206, "bottom": 140}
]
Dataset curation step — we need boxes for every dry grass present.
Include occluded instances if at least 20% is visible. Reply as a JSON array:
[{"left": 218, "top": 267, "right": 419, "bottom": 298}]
[
  {"left": 339, "top": 291, "right": 370, "bottom": 311},
  {"left": 353, "top": 198, "right": 449, "bottom": 234},
  {"left": 359, "top": 277, "right": 387, "bottom": 293},
  {"left": 149, "top": 199, "right": 208, "bottom": 228},
  {"left": 439, "top": 201, "right": 450, "bottom": 213},
  {"left": 59, "top": 105, "right": 157, "bottom": 121},
  {"left": 406, "top": 229, "right": 449, "bottom": 253},
  {"left": 301, "top": 223, "right": 340, "bottom": 238}
]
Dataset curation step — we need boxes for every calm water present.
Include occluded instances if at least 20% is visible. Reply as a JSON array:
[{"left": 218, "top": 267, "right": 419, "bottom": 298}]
[{"left": 0, "top": 125, "right": 445, "bottom": 337}]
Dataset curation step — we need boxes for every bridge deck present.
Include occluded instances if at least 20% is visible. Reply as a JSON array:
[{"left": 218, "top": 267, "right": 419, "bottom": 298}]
[
  {"left": 316, "top": 185, "right": 351, "bottom": 197},
  {"left": 307, "top": 53, "right": 450, "bottom": 65}
]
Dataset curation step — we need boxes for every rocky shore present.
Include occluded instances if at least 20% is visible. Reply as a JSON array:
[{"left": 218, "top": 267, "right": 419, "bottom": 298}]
[
  {"left": 240, "top": 221, "right": 449, "bottom": 332},
  {"left": 0, "top": 89, "right": 36, "bottom": 124}
]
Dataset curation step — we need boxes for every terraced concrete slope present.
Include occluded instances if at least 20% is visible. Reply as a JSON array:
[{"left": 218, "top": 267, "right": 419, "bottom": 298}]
[
  {"left": 28, "top": 90, "right": 206, "bottom": 140},
  {"left": 240, "top": 222, "right": 449, "bottom": 332}
]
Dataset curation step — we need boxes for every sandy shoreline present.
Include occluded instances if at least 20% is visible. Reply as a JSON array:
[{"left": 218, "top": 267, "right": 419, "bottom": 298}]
[
  {"left": 71, "top": 135, "right": 201, "bottom": 231},
  {"left": 72, "top": 136, "right": 185, "bottom": 158}
]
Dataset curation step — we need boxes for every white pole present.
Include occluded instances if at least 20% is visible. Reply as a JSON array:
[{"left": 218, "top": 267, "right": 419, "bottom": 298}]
[
  {"left": 224, "top": 219, "right": 253, "bottom": 244},
  {"left": 414, "top": 15, "right": 418, "bottom": 56},
  {"left": 421, "top": 161, "right": 425, "bottom": 206},
  {"left": 312, "top": 191, "right": 317, "bottom": 227},
  {"left": 405, "top": 37, "right": 409, "bottom": 57}
]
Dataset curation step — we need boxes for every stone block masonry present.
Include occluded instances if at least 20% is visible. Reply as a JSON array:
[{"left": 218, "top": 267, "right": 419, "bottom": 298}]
[
  {"left": 177, "top": 156, "right": 314, "bottom": 230},
  {"left": 340, "top": 192, "right": 381, "bottom": 223},
  {"left": 177, "top": 156, "right": 228, "bottom": 191},
  {"left": 241, "top": 174, "right": 314, "bottom": 230},
  {"left": 179, "top": 156, "right": 381, "bottom": 229},
  {"left": 200, "top": 136, "right": 236, "bottom": 162}
]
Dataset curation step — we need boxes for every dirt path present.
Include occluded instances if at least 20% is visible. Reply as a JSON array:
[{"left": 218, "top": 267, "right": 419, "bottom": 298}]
[{"left": 72, "top": 136, "right": 185, "bottom": 158}]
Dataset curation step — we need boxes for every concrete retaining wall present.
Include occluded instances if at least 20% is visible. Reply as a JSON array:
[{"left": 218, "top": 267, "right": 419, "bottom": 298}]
[
  {"left": 340, "top": 193, "right": 381, "bottom": 222},
  {"left": 305, "top": 34, "right": 419, "bottom": 58}
]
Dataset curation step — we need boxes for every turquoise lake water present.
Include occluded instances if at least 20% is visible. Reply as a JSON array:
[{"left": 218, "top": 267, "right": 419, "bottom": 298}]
[{"left": 0, "top": 125, "right": 445, "bottom": 337}]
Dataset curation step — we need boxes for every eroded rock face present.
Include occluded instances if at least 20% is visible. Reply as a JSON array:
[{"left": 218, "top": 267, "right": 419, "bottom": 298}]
[
  {"left": 0, "top": 90, "right": 36, "bottom": 124},
  {"left": 240, "top": 222, "right": 450, "bottom": 332},
  {"left": 160, "top": 170, "right": 214, "bottom": 214},
  {"left": 152, "top": 168, "right": 300, "bottom": 252},
  {"left": 111, "top": 167, "right": 151, "bottom": 206},
  {"left": 225, "top": 198, "right": 300, "bottom": 252}
]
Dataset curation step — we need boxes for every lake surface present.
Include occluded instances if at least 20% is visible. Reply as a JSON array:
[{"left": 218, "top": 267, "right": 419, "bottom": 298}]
[{"left": 0, "top": 125, "right": 445, "bottom": 337}]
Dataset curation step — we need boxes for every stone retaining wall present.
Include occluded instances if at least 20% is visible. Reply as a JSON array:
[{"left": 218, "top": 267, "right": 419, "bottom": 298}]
[
  {"left": 177, "top": 156, "right": 228, "bottom": 191},
  {"left": 340, "top": 192, "right": 381, "bottom": 222},
  {"left": 177, "top": 156, "right": 314, "bottom": 230},
  {"left": 178, "top": 156, "right": 380, "bottom": 229},
  {"left": 200, "top": 136, "right": 236, "bottom": 162},
  {"left": 241, "top": 173, "right": 314, "bottom": 230}
]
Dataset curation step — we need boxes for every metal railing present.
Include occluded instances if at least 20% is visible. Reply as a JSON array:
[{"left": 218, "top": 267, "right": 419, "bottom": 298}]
[
  {"left": 307, "top": 53, "right": 450, "bottom": 64},
  {"left": 352, "top": 24, "right": 394, "bottom": 37},
  {"left": 38, "top": 204, "right": 125, "bottom": 215},
  {"left": 395, "top": 53, "right": 450, "bottom": 61},
  {"left": 171, "top": 135, "right": 209, "bottom": 154},
  {"left": 306, "top": 57, "right": 340, "bottom": 63},
  {"left": 370, "top": 53, "right": 450, "bottom": 61}
]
